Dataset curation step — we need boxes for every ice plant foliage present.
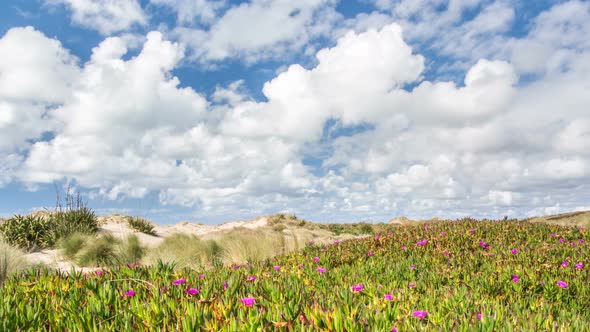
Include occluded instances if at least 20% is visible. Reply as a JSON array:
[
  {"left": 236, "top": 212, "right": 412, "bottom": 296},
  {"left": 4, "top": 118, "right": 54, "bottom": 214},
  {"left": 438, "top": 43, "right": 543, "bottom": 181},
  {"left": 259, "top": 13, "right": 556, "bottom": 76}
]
[{"left": 1, "top": 219, "right": 588, "bottom": 330}]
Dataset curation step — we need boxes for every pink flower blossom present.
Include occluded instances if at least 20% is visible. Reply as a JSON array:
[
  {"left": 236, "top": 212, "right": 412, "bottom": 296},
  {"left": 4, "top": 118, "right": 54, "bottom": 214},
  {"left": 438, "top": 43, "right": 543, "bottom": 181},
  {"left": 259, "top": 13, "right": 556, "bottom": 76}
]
[
  {"left": 374, "top": 235, "right": 380, "bottom": 240},
  {"left": 125, "top": 289, "right": 135, "bottom": 297},
  {"left": 367, "top": 251, "right": 374, "bottom": 257},
  {"left": 550, "top": 233, "right": 556, "bottom": 237},
  {"left": 444, "top": 251, "right": 450, "bottom": 256},
  {"left": 575, "top": 263, "right": 584, "bottom": 269},
  {"left": 186, "top": 288, "right": 199, "bottom": 295},
  {"left": 401, "top": 246, "right": 407, "bottom": 251},
  {"left": 274, "top": 265, "right": 281, "bottom": 271},
  {"left": 223, "top": 282, "right": 228, "bottom": 290},
  {"left": 96, "top": 269, "right": 104, "bottom": 276},
  {"left": 317, "top": 267, "right": 326, "bottom": 273},
  {"left": 391, "top": 328, "right": 397, "bottom": 332},
  {"left": 416, "top": 239, "right": 428, "bottom": 246},
  {"left": 313, "top": 256, "right": 320, "bottom": 262},
  {"left": 334, "top": 240, "right": 339, "bottom": 245},
  {"left": 384, "top": 294, "right": 393, "bottom": 301},
  {"left": 242, "top": 297, "right": 255, "bottom": 307},
  {"left": 579, "top": 239, "right": 585, "bottom": 243},
  {"left": 559, "top": 238, "right": 565, "bottom": 243},
  {"left": 440, "top": 232, "right": 446, "bottom": 236},
  {"left": 561, "top": 261, "right": 569, "bottom": 268},
  {"left": 557, "top": 281, "right": 567, "bottom": 288},
  {"left": 477, "top": 313, "right": 482, "bottom": 320},
  {"left": 351, "top": 284, "right": 364, "bottom": 292},
  {"left": 247, "top": 276, "right": 257, "bottom": 281},
  {"left": 173, "top": 278, "right": 185, "bottom": 285},
  {"left": 511, "top": 249, "right": 517, "bottom": 255},
  {"left": 409, "top": 283, "right": 416, "bottom": 288},
  {"left": 199, "top": 274, "right": 205, "bottom": 279},
  {"left": 410, "top": 265, "right": 416, "bottom": 270},
  {"left": 469, "top": 229, "right": 475, "bottom": 234},
  {"left": 511, "top": 274, "right": 519, "bottom": 282},
  {"left": 413, "top": 311, "right": 427, "bottom": 319}
]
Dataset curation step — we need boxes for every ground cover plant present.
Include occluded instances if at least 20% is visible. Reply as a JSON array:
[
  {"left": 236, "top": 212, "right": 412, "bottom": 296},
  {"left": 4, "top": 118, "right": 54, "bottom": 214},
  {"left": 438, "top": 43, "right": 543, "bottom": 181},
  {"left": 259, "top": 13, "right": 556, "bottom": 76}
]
[{"left": 0, "top": 218, "right": 588, "bottom": 331}]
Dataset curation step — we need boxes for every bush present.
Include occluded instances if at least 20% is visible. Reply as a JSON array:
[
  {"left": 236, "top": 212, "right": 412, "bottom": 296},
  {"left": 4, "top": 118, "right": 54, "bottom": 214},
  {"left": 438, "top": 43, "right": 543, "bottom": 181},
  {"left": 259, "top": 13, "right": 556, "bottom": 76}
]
[
  {"left": 0, "top": 239, "right": 28, "bottom": 284},
  {"left": 127, "top": 216, "right": 156, "bottom": 236},
  {"left": 218, "top": 228, "right": 286, "bottom": 264},
  {"left": 0, "top": 215, "right": 58, "bottom": 251},
  {"left": 117, "top": 234, "right": 145, "bottom": 264}
]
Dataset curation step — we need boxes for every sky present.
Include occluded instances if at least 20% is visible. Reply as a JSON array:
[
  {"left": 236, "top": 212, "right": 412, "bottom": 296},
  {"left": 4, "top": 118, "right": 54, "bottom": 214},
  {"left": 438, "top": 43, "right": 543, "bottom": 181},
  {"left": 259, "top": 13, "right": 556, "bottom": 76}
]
[{"left": 0, "top": 0, "right": 589, "bottom": 224}]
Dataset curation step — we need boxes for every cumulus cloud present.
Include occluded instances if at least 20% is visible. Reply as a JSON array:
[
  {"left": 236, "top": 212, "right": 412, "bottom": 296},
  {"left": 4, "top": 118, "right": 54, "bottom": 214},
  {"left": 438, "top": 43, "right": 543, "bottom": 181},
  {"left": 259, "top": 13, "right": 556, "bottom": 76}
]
[
  {"left": 46, "top": 0, "right": 147, "bottom": 35},
  {"left": 149, "top": 0, "right": 226, "bottom": 25},
  {"left": 2, "top": 1, "right": 590, "bottom": 222}
]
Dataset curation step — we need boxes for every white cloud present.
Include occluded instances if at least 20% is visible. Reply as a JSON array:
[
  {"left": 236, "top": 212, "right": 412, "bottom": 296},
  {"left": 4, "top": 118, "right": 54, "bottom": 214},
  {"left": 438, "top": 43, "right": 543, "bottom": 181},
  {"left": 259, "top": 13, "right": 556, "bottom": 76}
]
[
  {"left": 172, "top": 0, "right": 339, "bottom": 63},
  {"left": 2, "top": 1, "right": 590, "bottom": 222},
  {"left": 46, "top": 0, "right": 147, "bottom": 35},
  {"left": 149, "top": 0, "right": 226, "bottom": 25}
]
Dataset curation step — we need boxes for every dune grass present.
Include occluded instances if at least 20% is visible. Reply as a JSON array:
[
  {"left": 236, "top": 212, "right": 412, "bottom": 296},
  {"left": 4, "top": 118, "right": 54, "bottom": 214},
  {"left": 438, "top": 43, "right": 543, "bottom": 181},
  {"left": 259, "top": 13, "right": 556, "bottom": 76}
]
[{"left": 0, "top": 239, "right": 27, "bottom": 285}]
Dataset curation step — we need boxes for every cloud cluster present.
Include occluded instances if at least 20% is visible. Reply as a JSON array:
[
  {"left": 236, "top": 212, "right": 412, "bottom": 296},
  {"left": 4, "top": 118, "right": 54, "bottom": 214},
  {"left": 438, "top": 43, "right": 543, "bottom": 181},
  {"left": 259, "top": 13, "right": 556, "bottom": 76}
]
[{"left": 1, "top": 1, "right": 590, "bottom": 222}]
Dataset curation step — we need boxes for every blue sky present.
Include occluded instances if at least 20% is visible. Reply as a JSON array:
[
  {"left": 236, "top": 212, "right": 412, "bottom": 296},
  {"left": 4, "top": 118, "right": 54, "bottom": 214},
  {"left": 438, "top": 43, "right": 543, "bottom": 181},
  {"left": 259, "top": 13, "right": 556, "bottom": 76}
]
[{"left": 1, "top": 0, "right": 589, "bottom": 224}]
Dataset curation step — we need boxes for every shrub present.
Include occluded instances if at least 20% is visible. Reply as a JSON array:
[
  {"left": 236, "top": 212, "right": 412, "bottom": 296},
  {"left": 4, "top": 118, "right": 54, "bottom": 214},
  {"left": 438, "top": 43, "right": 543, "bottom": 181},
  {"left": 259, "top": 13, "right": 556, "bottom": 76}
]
[
  {"left": 218, "top": 228, "right": 285, "bottom": 264},
  {"left": 127, "top": 216, "right": 156, "bottom": 236},
  {"left": 0, "top": 215, "right": 58, "bottom": 251},
  {"left": 0, "top": 239, "right": 27, "bottom": 284}
]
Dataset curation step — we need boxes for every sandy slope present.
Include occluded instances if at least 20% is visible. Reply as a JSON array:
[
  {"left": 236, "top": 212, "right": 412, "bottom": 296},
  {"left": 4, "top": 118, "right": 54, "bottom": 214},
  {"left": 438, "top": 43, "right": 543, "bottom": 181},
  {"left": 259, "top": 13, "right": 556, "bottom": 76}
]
[{"left": 22, "top": 214, "right": 271, "bottom": 272}]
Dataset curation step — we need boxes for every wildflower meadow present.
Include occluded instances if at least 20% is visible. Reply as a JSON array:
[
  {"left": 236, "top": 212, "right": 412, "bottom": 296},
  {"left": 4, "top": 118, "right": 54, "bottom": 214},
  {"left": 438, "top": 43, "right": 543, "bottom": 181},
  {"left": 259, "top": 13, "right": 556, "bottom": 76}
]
[{"left": 1, "top": 218, "right": 588, "bottom": 331}]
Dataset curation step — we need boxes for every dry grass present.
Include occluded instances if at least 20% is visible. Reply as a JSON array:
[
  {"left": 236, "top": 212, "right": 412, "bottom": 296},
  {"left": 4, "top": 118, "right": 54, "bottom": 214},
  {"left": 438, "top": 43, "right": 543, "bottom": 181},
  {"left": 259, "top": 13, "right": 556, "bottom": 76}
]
[
  {"left": 0, "top": 239, "right": 28, "bottom": 284},
  {"left": 142, "top": 234, "right": 222, "bottom": 269},
  {"left": 527, "top": 210, "right": 590, "bottom": 228}
]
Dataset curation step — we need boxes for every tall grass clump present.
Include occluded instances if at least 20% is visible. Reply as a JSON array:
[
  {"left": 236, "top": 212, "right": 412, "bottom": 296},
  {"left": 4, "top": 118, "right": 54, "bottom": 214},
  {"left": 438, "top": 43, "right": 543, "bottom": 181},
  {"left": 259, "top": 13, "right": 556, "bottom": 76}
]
[
  {"left": 0, "top": 239, "right": 27, "bottom": 284},
  {"left": 217, "top": 228, "right": 286, "bottom": 264},
  {"left": 126, "top": 216, "right": 156, "bottom": 236},
  {"left": 144, "top": 234, "right": 223, "bottom": 269},
  {"left": 65, "top": 234, "right": 146, "bottom": 267}
]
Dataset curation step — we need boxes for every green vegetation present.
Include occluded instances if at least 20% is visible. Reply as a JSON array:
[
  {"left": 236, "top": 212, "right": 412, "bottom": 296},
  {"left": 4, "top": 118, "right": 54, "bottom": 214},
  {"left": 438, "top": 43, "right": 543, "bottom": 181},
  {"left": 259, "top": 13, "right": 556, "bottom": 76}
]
[
  {"left": 0, "top": 189, "right": 98, "bottom": 252},
  {"left": 61, "top": 234, "right": 146, "bottom": 267},
  {"left": 126, "top": 216, "right": 157, "bottom": 236},
  {"left": 1, "top": 218, "right": 588, "bottom": 330}
]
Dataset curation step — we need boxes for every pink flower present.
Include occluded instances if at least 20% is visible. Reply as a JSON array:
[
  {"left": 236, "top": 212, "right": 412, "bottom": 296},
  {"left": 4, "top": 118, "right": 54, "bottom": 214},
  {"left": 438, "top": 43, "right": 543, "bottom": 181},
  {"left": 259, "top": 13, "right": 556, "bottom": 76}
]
[
  {"left": 444, "top": 251, "right": 450, "bottom": 256},
  {"left": 391, "top": 328, "right": 397, "bottom": 332},
  {"left": 575, "top": 263, "right": 584, "bottom": 269},
  {"left": 440, "top": 232, "right": 446, "bottom": 236},
  {"left": 511, "top": 274, "right": 519, "bottom": 282},
  {"left": 298, "top": 264, "right": 304, "bottom": 269},
  {"left": 247, "top": 276, "right": 257, "bottom": 281},
  {"left": 550, "top": 233, "right": 556, "bottom": 237},
  {"left": 232, "top": 265, "right": 240, "bottom": 269},
  {"left": 561, "top": 261, "right": 569, "bottom": 268},
  {"left": 416, "top": 239, "right": 428, "bottom": 246},
  {"left": 579, "top": 239, "right": 585, "bottom": 243},
  {"left": 477, "top": 313, "right": 482, "bottom": 320},
  {"left": 242, "top": 297, "right": 255, "bottom": 307},
  {"left": 186, "top": 288, "right": 199, "bottom": 295},
  {"left": 413, "top": 311, "right": 427, "bottom": 319},
  {"left": 401, "top": 246, "right": 407, "bottom": 251},
  {"left": 511, "top": 249, "right": 517, "bottom": 255},
  {"left": 410, "top": 265, "right": 416, "bottom": 270},
  {"left": 223, "top": 282, "right": 228, "bottom": 290},
  {"left": 374, "top": 235, "right": 380, "bottom": 240},
  {"left": 173, "top": 278, "right": 185, "bottom": 285},
  {"left": 469, "top": 229, "right": 475, "bottom": 234},
  {"left": 559, "top": 238, "right": 565, "bottom": 243},
  {"left": 317, "top": 267, "right": 326, "bottom": 273},
  {"left": 199, "top": 274, "right": 206, "bottom": 279},
  {"left": 96, "top": 269, "right": 104, "bottom": 276},
  {"left": 409, "top": 283, "right": 416, "bottom": 288},
  {"left": 313, "top": 256, "right": 320, "bottom": 262},
  {"left": 334, "top": 240, "right": 339, "bottom": 245},
  {"left": 384, "top": 294, "right": 393, "bottom": 301},
  {"left": 125, "top": 289, "right": 135, "bottom": 297},
  {"left": 557, "top": 281, "right": 567, "bottom": 288},
  {"left": 367, "top": 251, "right": 374, "bottom": 257},
  {"left": 351, "top": 284, "right": 364, "bottom": 292},
  {"left": 274, "top": 265, "right": 281, "bottom": 271}
]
